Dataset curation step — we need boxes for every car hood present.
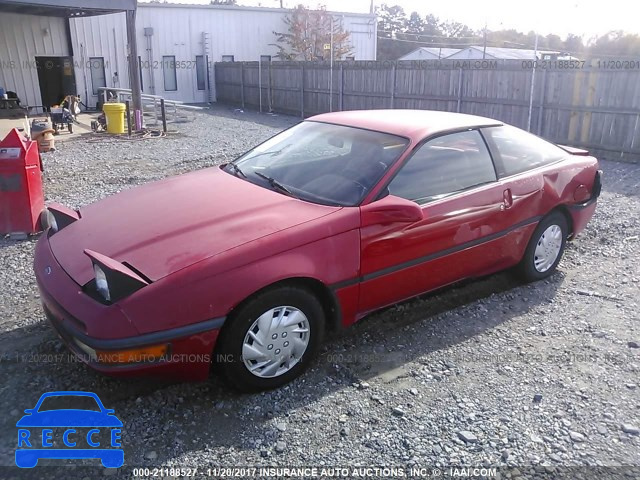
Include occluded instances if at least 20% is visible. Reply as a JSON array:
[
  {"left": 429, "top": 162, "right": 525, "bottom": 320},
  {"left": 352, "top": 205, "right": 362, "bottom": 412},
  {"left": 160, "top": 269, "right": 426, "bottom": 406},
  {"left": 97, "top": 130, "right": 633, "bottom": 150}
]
[
  {"left": 49, "top": 166, "right": 341, "bottom": 285},
  {"left": 16, "top": 410, "right": 123, "bottom": 427}
]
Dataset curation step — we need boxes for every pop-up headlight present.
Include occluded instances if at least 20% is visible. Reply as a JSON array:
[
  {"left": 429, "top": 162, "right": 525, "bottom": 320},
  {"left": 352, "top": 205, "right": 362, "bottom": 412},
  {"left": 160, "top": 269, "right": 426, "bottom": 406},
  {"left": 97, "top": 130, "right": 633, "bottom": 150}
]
[{"left": 84, "top": 250, "right": 151, "bottom": 304}]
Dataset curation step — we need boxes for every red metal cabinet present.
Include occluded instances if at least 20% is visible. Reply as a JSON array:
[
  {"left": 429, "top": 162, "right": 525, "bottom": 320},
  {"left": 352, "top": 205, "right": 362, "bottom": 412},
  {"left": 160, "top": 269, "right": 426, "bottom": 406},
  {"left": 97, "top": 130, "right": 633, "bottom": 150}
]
[{"left": 0, "top": 128, "right": 44, "bottom": 234}]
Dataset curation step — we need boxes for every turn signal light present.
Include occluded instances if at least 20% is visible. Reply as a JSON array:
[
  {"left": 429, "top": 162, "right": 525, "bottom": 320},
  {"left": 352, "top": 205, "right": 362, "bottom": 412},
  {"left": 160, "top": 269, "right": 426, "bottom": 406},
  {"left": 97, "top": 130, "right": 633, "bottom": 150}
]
[{"left": 95, "top": 344, "right": 169, "bottom": 365}]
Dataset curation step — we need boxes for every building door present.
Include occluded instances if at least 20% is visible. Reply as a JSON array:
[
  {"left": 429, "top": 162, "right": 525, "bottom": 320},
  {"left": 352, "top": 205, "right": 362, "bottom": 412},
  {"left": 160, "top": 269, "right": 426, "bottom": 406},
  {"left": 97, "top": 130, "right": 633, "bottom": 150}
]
[{"left": 35, "top": 56, "right": 76, "bottom": 109}]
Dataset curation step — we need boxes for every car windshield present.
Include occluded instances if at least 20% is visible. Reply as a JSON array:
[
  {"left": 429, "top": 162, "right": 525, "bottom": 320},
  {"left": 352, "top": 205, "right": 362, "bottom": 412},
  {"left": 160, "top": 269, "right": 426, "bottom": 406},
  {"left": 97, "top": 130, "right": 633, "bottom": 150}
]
[
  {"left": 37, "top": 395, "right": 101, "bottom": 412},
  {"left": 224, "top": 121, "right": 409, "bottom": 206}
]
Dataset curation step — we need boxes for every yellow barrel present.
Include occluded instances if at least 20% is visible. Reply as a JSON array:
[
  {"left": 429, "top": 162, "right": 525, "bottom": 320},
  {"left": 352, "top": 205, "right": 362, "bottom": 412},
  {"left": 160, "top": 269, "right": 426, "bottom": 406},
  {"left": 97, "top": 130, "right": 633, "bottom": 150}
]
[{"left": 102, "top": 103, "right": 126, "bottom": 134}]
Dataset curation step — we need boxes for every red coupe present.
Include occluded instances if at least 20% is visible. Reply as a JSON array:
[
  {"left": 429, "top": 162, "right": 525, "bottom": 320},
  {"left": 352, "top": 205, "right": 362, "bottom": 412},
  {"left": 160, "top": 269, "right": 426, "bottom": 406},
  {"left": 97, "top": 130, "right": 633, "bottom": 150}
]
[{"left": 35, "top": 110, "right": 601, "bottom": 391}]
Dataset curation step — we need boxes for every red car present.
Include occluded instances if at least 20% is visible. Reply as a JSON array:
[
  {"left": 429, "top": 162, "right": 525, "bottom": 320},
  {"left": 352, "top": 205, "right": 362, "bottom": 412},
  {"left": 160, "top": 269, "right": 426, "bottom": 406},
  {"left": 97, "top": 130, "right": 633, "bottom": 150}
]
[{"left": 35, "top": 110, "right": 601, "bottom": 391}]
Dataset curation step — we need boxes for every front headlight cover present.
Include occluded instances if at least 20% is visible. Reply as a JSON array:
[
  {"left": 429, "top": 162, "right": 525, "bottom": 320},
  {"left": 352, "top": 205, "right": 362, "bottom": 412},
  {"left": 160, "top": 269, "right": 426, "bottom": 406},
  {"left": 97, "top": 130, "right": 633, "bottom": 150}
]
[
  {"left": 84, "top": 250, "right": 151, "bottom": 304},
  {"left": 93, "top": 263, "right": 111, "bottom": 302}
]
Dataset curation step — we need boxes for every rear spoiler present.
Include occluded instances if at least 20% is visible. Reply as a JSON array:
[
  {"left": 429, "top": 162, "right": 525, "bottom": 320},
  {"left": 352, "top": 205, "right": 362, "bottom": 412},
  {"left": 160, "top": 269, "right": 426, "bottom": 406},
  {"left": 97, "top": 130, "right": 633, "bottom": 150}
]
[{"left": 558, "top": 145, "right": 590, "bottom": 156}]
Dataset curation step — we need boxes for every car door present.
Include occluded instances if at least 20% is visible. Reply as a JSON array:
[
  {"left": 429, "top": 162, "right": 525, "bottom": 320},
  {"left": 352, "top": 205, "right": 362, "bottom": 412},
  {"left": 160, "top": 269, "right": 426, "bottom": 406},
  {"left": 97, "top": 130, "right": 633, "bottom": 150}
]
[{"left": 358, "top": 129, "right": 513, "bottom": 315}]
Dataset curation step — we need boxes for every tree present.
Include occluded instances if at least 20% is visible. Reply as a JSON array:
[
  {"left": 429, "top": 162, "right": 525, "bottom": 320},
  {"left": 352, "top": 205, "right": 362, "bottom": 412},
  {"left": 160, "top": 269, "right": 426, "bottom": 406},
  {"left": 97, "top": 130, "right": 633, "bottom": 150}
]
[
  {"left": 405, "top": 12, "right": 425, "bottom": 34},
  {"left": 377, "top": 4, "right": 406, "bottom": 39},
  {"left": 564, "top": 34, "right": 584, "bottom": 54},
  {"left": 272, "top": 5, "right": 353, "bottom": 60},
  {"left": 590, "top": 31, "right": 640, "bottom": 56}
]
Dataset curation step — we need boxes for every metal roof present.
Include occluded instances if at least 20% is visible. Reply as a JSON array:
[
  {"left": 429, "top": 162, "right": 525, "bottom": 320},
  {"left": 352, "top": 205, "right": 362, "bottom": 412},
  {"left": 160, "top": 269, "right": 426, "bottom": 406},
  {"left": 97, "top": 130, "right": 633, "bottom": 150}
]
[
  {"left": 450, "top": 46, "right": 560, "bottom": 60},
  {"left": 137, "top": 2, "right": 376, "bottom": 19},
  {"left": 401, "top": 47, "right": 461, "bottom": 59},
  {"left": 0, "top": 0, "right": 136, "bottom": 17}
]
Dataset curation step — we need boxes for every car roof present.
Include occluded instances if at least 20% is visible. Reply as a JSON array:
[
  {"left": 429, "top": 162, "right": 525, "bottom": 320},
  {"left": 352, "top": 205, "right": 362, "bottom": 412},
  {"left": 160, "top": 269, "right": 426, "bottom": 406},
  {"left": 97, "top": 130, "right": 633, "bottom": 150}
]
[{"left": 307, "top": 109, "right": 503, "bottom": 141}]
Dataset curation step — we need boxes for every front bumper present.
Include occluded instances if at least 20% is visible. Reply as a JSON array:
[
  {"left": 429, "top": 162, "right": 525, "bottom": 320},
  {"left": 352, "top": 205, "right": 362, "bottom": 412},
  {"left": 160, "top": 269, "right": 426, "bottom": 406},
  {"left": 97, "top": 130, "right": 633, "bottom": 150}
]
[{"left": 34, "top": 236, "right": 223, "bottom": 381}]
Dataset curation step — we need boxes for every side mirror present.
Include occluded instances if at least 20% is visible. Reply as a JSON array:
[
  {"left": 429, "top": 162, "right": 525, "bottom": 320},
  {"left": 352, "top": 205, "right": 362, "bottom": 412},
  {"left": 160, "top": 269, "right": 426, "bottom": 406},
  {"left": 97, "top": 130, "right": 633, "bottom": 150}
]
[{"left": 361, "top": 195, "right": 423, "bottom": 227}]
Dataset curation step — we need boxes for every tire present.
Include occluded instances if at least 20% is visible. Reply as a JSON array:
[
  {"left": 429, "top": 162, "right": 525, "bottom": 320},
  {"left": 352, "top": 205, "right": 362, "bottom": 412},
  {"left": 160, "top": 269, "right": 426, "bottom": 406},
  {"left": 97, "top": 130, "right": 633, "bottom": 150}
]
[
  {"left": 516, "top": 212, "right": 568, "bottom": 282},
  {"left": 215, "top": 286, "right": 325, "bottom": 392}
]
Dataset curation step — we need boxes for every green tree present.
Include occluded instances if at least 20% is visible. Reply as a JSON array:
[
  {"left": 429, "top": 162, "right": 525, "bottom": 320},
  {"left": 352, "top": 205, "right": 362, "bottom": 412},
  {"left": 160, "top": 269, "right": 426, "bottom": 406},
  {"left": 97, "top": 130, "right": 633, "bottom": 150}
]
[
  {"left": 272, "top": 5, "right": 353, "bottom": 60},
  {"left": 378, "top": 4, "right": 406, "bottom": 39},
  {"left": 405, "top": 12, "right": 425, "bottom": 34},
  {"left": 590, "top": 31, "right": 640, "bottom": 56},
  {"left": 564, "top": 34, "right": 584, "bottom": 53}
]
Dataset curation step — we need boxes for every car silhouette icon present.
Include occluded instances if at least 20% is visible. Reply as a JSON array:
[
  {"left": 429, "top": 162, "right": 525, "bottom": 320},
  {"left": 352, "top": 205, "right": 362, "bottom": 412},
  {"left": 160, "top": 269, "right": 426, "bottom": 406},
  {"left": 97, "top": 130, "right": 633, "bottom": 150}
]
[{"left": 15, "top": 391, "right": 123, "bottom": 468}]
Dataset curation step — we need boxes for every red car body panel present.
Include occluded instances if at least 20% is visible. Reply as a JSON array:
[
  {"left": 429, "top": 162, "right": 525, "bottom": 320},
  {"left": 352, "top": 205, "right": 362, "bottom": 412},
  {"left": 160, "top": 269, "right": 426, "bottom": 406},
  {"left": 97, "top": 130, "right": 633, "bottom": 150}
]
[
  {"left": 49, "top": 167, "right": 342, "bottom": 285},
  {"left": 33, "top": 110, "right": 600, "bottom": 381}
]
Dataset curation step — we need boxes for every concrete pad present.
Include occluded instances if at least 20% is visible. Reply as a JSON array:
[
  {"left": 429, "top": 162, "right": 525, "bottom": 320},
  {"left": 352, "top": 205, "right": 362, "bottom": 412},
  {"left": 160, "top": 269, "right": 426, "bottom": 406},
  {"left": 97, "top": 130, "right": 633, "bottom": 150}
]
[{"left": 0, "top": 112, "right": 99, "bottom": 141}]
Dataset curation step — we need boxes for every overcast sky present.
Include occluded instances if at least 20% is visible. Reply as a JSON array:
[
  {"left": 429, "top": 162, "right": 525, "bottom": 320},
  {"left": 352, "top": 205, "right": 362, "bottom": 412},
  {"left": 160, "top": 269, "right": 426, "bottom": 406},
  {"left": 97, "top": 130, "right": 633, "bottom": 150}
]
[{"left": 141, "top": 1, "right": 639, "bottom": 39}]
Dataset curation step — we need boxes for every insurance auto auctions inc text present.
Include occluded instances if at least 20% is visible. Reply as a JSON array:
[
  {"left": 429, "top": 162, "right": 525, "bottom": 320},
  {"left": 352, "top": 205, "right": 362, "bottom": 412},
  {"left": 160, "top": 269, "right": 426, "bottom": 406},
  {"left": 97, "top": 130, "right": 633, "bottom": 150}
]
[{"left": 203, "top": 466, "right": 497, "bottom": 478}]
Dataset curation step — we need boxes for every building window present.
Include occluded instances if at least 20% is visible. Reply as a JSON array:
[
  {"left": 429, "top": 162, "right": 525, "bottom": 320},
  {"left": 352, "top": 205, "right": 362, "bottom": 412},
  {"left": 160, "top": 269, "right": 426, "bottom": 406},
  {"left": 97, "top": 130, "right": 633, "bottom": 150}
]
[
  {"left": 196, "top": 55, "right": 206, "bottom": 91},
  {"left": 221, "top": 55, "right": 235, "bottom": 62},
  {"left": 138, "top": 56, "right": 144, "bottom": 92},
  {"left": 89, "top": 57, "right": 106, "bottom": 96},
  {"left": 162, "top": 55, "right": 177, "bottom": 91},
  {"left": 260, "top": 55, "right": 272, "bottom": 62},
  {"left": 345, "top": 56, "right": 356, "bottom": 61}
]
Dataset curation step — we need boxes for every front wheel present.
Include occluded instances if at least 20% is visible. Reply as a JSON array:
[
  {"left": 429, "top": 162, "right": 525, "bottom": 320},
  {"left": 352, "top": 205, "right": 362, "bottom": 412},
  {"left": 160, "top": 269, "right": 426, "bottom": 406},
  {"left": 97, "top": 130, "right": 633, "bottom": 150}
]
[
  {"left": 516, "top": 212, "right": 568, "bottom": 282},
  {"left": 215, "top": 286, "right": 325, "bottom": 392}
]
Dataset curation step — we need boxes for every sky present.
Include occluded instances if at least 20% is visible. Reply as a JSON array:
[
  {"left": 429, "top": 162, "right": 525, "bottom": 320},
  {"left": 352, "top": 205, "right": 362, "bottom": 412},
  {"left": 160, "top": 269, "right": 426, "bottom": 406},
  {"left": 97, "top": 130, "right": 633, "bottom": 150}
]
[{"left": 141, "top": 0, "right": 640, "bottom": 39}]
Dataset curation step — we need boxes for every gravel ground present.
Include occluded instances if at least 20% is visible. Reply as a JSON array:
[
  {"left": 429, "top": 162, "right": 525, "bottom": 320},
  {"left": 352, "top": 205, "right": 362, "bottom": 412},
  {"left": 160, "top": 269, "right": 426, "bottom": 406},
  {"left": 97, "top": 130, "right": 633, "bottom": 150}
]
[{"left": 0, "top": 106, "right": 639, "bottom": 479}]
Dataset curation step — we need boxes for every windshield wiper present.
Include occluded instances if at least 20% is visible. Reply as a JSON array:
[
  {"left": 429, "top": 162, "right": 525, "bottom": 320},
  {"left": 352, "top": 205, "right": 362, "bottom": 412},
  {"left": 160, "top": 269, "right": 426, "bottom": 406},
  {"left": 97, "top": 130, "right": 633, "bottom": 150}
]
[
  {"left": 254, "top": 172, "right": 297, "bottom": 199},
  {"left": 226, "top": 162, "right": 247, "bottom": 178}
]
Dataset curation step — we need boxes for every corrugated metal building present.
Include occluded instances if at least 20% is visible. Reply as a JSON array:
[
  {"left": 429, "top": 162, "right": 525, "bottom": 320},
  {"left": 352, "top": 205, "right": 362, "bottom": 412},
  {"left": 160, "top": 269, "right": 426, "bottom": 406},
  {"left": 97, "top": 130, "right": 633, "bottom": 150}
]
[
  {"left": 69, "top": 3, "right": 377, "bottom": 106},
  {"left": 0, "top": 12, "right": 70, "bottom": 107},
  {"left": 0, "top": 0, "right": 138, "bottom": 110},
  {"left": 0, "top": 2, "right": 376, "bottom": 109}
]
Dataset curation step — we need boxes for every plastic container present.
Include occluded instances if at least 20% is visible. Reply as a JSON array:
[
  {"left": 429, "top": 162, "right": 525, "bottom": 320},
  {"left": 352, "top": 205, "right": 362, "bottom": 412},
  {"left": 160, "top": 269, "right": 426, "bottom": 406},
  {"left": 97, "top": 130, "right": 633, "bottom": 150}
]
[{"left": 102, "top": 103, "right": 126, "bottom": 134}]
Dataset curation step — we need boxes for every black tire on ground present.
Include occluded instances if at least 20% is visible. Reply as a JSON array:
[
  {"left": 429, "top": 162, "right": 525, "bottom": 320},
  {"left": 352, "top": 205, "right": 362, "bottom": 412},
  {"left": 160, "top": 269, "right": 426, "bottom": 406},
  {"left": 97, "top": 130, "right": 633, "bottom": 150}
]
[
  {"left": 215, "top": 286, "right": 325, "bottom": 392},
  {"left": 516, "top": 211, "right": 568, "bottom": 282}
]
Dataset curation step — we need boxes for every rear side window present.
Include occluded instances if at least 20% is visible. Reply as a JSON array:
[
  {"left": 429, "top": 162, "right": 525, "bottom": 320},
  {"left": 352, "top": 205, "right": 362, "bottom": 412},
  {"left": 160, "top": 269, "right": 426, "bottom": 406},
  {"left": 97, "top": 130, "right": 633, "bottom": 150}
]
[
  {"left": 387, "top": 130, "right": 497, "bottom": 204},
  {"left": 482, "top": 125, "right": 566, "bottom": 177}
]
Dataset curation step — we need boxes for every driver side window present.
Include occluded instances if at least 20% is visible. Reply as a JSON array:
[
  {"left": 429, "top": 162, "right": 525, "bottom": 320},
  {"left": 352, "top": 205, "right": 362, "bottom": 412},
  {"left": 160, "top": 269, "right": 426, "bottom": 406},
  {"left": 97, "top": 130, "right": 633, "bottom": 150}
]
[{"left": 387, "top": 130, "right": 497, "bottom": 204}]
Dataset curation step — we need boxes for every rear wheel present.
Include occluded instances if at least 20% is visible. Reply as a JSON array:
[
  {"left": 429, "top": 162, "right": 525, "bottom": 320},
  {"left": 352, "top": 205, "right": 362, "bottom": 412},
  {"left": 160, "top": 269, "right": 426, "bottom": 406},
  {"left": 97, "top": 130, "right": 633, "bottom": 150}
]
[
  {"left": 517, "top": 212, "right": 568, "bottom": 282},
  {"left": 216, "top": 286, "right": 325, "bottom": 392}
]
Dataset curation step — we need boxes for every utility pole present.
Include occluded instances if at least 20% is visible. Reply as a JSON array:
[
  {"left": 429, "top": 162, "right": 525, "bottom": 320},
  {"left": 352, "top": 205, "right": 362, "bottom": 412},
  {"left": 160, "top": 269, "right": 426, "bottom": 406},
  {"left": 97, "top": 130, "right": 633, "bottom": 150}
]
[
  {"left": 126, "top": 5, "right": 143, "bottom": 130},
  {"left": 482, "top": 22, "right": 487, "bottom": 59},
  {"left": 370, "top": 0, "right": 374, "bottom": 14},
  {"left": 527, "top": 32, "right": 539, "bottom": 132}
]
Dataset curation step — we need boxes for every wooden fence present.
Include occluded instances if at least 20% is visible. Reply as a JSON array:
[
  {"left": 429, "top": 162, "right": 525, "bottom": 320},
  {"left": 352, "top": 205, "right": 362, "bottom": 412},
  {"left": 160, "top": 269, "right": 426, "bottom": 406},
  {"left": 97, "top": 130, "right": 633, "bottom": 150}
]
[{"left": 214, "top": 60, "right": 640, "bottom": 162}]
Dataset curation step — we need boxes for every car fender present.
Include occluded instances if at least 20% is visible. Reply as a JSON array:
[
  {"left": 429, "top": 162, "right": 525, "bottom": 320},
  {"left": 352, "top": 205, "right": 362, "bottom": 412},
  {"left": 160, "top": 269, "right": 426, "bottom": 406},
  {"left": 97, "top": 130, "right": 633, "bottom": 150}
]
[{"left": 118, "top": 209, "right": 361, "bottom": 334}]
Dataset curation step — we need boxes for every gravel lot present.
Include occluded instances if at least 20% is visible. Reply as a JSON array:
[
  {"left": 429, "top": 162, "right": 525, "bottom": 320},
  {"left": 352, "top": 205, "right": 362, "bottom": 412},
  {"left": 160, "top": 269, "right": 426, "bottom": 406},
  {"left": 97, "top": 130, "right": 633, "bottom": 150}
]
[{"left": 0, "top": 106, "right": 639, "bottom": 479}]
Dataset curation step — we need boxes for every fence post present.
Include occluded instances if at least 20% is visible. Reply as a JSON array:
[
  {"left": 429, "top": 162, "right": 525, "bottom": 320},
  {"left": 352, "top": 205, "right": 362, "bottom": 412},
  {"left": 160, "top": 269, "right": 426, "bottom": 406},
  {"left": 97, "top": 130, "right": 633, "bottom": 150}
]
[
  {"left": 160, "top": 98, "right": 167, "bottom": 133},
  {"left": 390, "top": 63, "right": 396, "bottom": 109},
  {"left": 240, "top": 62, "right": 245, "bottom": 110},
  {"left": 268, "top": 60, "right": 273, "bottom": 113},
  {"left": 536, "top": 68, "right": 547, "bottom": 135},
  {"left": 339, "top": 63, "right": 344, "bottom": 111},
  {"left": 258, "top": 60, "right": 263, "bottom": 113},
  {"left": 457, "top": 68, "right": 463, "bottom": 113},
  {"left": 300, "top": 63, "right": 305, "bottom": 119}
]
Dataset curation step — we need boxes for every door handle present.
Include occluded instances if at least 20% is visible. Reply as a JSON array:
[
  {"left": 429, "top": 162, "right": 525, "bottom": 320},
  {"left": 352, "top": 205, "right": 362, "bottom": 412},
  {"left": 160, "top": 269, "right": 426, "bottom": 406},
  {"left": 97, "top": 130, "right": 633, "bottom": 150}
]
[{"left": 501, "top": 188, "right": 513, "bottom": 210}]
